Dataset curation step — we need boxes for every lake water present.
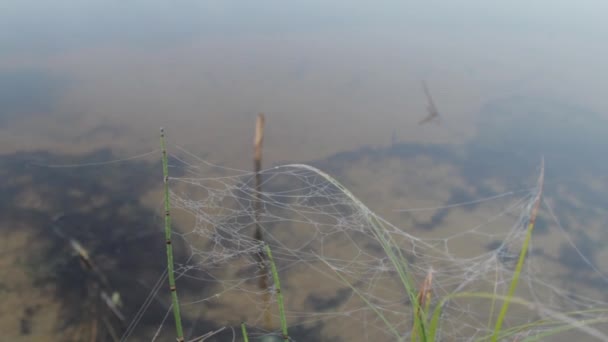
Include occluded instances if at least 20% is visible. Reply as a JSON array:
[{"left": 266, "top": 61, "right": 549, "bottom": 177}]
[{"left": 2, "top": 2, "right": 608, "bottom": 341}]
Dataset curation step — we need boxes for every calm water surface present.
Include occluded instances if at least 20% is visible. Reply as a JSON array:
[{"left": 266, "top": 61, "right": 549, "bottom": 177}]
[{"left": 1, "top": 1, "right": 608, "bottom": 341}]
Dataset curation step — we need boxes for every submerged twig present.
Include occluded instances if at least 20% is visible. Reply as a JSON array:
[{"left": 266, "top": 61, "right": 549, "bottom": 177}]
[
  {"left": 101, "top": 291, "right": 126, "bottom": 322},
  {"left": 52, "top": 215, "right": 110, "bottom": 290},
  {"left": 102, "top": 315, "right": 120, "bottom": 342}
]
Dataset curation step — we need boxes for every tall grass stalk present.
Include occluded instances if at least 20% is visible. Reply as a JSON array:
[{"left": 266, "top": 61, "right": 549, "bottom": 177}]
[
  {"left": 253, "top": 113, "right": 272, "bottom": 330},
  {"left": 264, "top": 244, "right": 289, "bottom": 341},
  {"left": 160, "top": 128, "right": 185, "bottom": 342},
  {"left": 491, "top": 159, "right": 544, "bottom": 342}
]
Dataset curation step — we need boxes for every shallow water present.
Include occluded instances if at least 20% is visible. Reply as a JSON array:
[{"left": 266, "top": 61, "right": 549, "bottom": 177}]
[{"left": 2, "top": 1, "right": 608, "bottom": 341}]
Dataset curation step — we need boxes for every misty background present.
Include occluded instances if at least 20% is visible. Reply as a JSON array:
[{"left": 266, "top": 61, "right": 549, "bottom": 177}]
[{"left": 1, "top": 1, "right": 607, "bottom": 341}]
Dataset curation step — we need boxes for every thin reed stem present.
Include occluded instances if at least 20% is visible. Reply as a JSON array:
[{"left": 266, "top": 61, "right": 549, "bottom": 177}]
[
  {"left": 241, "top": 322, "right": 250, "bottom": 342},
  {"left": 253, "top": 113, "right": 272, "bottom": 329},
  {"left": 160, "top": 128, "right": 185, "bottom": 342},
  {"left": 265, "top": 244, "right": 289, "bottom": 341},
  {"left": 491, "top": 159, "right": 544, "bottom": 342}
]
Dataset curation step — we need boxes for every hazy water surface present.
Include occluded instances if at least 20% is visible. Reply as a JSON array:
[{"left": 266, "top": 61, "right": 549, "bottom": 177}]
[{"left": 2, "top": 1, "right": 608, "bottom": 341}]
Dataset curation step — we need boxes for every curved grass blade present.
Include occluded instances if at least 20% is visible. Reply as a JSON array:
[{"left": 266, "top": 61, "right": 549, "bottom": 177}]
[{"left": 241, "top": 322, "right": 250, "bottom": 342}]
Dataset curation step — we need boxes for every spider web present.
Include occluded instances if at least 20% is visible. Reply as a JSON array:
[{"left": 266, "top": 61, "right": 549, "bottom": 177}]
[{"left": 124, "top": 147, "right": 608, "bottom": 342}]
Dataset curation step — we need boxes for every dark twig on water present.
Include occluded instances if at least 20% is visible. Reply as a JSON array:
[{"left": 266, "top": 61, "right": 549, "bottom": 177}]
[{"left": 252, "top": 113, "right": 273, "bottom": 330}]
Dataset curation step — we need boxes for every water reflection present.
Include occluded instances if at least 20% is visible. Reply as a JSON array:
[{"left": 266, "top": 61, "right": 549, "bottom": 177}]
[
  {"left": 2, "top": 1, "right": 608, "bottom": 340},
  {"left": 312, "top": 95, "right": 608, "bottom": 303},
  {"left": 0, "top": 149, "right": 222, "bottom": 340},
  {"left": 0, "top": 69, "right": 67, "bottom": 124}
]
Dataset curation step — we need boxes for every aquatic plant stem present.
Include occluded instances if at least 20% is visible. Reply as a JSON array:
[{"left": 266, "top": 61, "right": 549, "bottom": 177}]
[
  {"left": 241, "top": 322, "right": 250, "bottom": 342},
  {"left": 253, "top": 113, "right": 272, "bottom": 330},
  {"left": 491, "top": 159, "right": 544, "bottom": 342},
  {"left": 160, "top": 128, "right": 185, "bottom": 342},
  {"left": 265, "top": 244, "right": 289, "bottom": 341}
]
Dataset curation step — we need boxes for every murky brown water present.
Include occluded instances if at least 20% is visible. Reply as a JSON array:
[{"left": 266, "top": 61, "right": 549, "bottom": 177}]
[{"left": 2, "top": 2, "right": 608, "bottom": 341}]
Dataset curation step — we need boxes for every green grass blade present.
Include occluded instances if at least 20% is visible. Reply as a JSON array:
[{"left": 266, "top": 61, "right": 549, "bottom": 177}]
[
  {"left": 491, "top": 160, "right": 544, "bottom": 342},
  {"left": 241, "top": 322, "right": 250, "bottom": 342},
  {"left": 160, "top": 128, "right": 184, "bottom": 342},
  {"left": 265, "top": 244, "right": 289, "bottom": 341}
]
